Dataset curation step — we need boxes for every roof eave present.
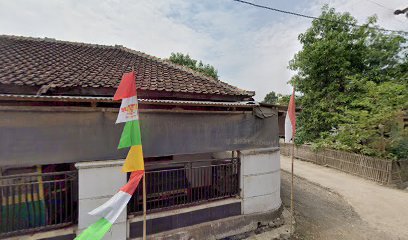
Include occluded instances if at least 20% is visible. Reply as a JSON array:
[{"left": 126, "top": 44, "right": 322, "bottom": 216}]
[{"left": 0, "top": 94, "right": 259, "bottom": 108}]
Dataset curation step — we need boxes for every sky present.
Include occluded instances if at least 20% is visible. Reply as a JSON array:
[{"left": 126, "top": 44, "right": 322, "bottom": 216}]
[{"left": 0, "top": 0, "right": 406, "bottom": 100}]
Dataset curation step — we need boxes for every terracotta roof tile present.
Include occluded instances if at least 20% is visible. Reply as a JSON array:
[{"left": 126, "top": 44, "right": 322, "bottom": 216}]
[{"left": 0, "top": 35, "right": 254, "bottom": 100}]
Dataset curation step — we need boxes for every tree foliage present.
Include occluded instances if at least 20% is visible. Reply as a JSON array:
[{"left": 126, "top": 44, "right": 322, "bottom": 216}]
[
  {"left": 289, "top": 5, "right": 407, "bottom": 159},
  {"left": 263, "top": 91, "right": 278, "bottom": 104},
  {"left": 262, "top": 92, "right": 299, "bottom": 106},
  {"left": 168, "top": 52, "right": 219, "bottom": 80}
]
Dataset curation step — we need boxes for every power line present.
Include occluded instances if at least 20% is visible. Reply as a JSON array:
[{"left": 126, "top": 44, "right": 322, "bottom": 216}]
[
  {"left": 232, "top": 0, "right": 408, "bottom": 35},
  {"left": 361, "top": 0, "right": 405, "bottom": 25},
  {"left": 363, "top": 0, "right": 394, "bottom": 11}
]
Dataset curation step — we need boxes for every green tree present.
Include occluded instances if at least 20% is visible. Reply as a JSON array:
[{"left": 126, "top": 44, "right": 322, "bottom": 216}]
[
  {"left": 277, "top": 94, "right": 292, "bottom": 106},
  {"left": 263, "top": 91, "right": 278, "bottom": 104},
  {"left": 289, "top": 5, "right": 407, "bottom": 159},
  {"left": 277, "top": 94, "right": 295, "bottom": 106},
  {"left": 168, "top": 52, "right": 219, "bottom": 80},
  {"left": 263, "top": 92, "right": 301, "bottom": 106}
]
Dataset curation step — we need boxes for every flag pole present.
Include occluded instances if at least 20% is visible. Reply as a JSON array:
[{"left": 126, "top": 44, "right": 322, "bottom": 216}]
[
  {"left": 290, "top": 133, "right": 295, "bottom": 234},
  {"left": 131, "top": 64, "right": 147, "bottom": 240},
  {"left": 130, "top": 64, "right": 146, "bottom": 240},
  {"left": 290, "top": 84, "right": 296, "bottom": 235},
  {"left": 142, "top": 172, "right": 147, "bottom": 240}
]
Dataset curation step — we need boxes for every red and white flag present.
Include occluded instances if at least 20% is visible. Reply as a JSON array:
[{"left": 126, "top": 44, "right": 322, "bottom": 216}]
[
  {"left": 284, "top": 90, "right": 296, "bottom": 143},
  {"left": 114, "top": 71, "right": 139, "bottom": 123}
]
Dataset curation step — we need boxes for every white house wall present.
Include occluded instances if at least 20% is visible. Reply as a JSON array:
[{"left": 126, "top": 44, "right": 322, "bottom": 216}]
[
  {"left": 240, "top": 148, "right": 281, "bottom": 214},
  {"left": 76, "top": 160, "right": 128, "bottom": 240}
]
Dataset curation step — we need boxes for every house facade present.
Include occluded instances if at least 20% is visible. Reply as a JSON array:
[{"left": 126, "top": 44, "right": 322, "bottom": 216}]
[{"left": 0, "top": 35, "right": 282, "bottom": 239}]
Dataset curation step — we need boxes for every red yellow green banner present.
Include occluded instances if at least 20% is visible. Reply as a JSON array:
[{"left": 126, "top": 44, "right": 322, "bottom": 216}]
[{"left": 75, "top": 70, "right": 145, "bottom": 240}]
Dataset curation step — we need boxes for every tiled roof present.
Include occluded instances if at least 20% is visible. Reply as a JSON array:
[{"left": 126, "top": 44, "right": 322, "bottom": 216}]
[{"left": 0, "top": 35, "right": 254, "bottom": 101}]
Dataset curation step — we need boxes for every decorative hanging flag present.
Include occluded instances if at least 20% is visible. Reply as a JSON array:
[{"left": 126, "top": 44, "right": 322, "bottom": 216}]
[
  {"left": 75, "top": 70, "right": 146, "bottom": 240},
  {"left": 118, "top": 120, "right": 142, "bottom": 149},
  {"left": 123, "top": 145, "right": 145, "bottom": 172},
  {"left": 120, "top": 117, "right": 144, "bottom": 172},
  {"left": 284, "top": 89, "right": 296, "bottom": 143},
  {"left": 116, "top": 96, "right": 139, "bottom": 123},
  {"left": 114, "top": 71, "right": 139, "bottom": 124},
  {"left": 75, "top": 171, "right": 144, "bottom": 240},
  {"left": 114, "top": 70, "right": 144, "bottom": 171},
  {"left": 113, "top": 71, "right": 136, "bottom": 100}
]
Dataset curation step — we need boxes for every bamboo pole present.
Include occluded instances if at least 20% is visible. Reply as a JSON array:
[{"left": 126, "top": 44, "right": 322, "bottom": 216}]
[
  {"left": 290, "top": 139, "right": 295, "bottom": 235},
  {"left": 143, "top": 172, "right": 147, "bottom": 240},
  {"left": 290, "top": 84, "right": 296, "bottom": 235},
  {"left": 133, "top": 64, "right": 146, "bottom": 240}
]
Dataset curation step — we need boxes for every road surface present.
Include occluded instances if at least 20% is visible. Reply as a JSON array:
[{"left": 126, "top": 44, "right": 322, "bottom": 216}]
[{"left": 280, "top": 155, "right": 408, "bottom": 240}]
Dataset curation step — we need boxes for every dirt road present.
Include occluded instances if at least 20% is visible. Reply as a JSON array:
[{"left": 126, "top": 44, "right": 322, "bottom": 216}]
[
  {"left": 281, "top": 171, "right": 388, "bottom": 239},
  {"left": 281, "top": 156, "right": 408, "bottom": 240}
]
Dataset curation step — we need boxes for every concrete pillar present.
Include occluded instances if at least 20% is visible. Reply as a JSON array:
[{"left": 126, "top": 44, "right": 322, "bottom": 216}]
[
  {"left": 240, "top": 148, "right": 281, "bottom": 215},
  {"left": 75, "top": 160, "right": 127, "bottom": 240}
]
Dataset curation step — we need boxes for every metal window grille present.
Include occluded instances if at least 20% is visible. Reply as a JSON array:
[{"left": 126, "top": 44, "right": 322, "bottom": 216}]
[
  {"left": 128, "top": 158, "right": 240, "bottom": 215},
  {"left": 0, "top": 171, "right": 78, "bottom": 238}
]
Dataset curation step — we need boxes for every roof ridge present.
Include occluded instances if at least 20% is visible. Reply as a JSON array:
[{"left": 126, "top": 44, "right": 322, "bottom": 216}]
[{"left": 0, "top": 34, "right": 119, "bottom": 50}]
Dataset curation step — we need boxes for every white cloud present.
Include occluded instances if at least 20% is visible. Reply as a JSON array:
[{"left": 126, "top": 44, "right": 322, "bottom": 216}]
[
  {"left": 0, "top": 0, "right": 406, "bottom": 101},
  {"left": 0, "top": 0, "right": 213, "bottom": 56}
]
